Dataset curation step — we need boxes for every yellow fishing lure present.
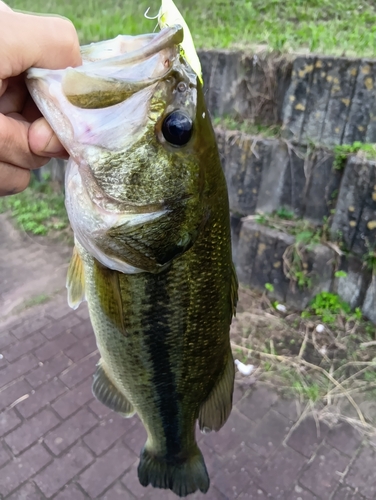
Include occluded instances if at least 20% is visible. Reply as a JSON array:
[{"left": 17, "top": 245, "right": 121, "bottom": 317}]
[{"left": 158, "top": 0, "right": 203, "bottom": 84}]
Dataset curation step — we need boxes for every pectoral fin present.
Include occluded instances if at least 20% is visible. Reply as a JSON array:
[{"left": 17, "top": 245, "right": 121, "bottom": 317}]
[
  {"left": 92, "top": 361, "right": 135, "bottom": 418},
  {"left": 66, "top": 246, "right": 86, "bottom": 310},
  {"left": 198, "top": 351, "right": 235, "bottom": 433}
]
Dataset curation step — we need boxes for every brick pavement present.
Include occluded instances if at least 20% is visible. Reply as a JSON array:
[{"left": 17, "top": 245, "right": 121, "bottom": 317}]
[{"left": 1, "top": 214, "right": 375, "bottom": 499}]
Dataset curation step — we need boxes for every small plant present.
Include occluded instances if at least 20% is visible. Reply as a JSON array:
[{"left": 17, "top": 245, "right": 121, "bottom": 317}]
[
  {"left": 0, "top": 175, "right": 69, "bottom": 237},
  {"left": 309, "top": 292, "right": 351, "bottom": 324},
  {"left": 333, "top": 141, "right": 376, "bottom": 170},
  {"left": 264, "top": 283, "right": 274, "bottom": 293},
  {"left": 334, "top": 270, "right": 348, "bottom": 278},
  {"left": 275, "top": 207, "right": 295, "bottom": 220}
]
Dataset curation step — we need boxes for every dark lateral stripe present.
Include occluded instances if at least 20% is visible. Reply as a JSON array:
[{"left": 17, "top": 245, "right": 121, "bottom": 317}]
[{"left": 142, "top": 271, "right": 180, "bottom": 459}]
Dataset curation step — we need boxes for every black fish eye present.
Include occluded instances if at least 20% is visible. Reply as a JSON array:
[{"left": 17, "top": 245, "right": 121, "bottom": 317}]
[{"left": 162, "top": 111, "right": 193, "bottom": 146}]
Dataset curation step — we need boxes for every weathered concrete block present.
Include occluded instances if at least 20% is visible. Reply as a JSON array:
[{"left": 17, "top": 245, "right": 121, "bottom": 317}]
[
  {"left": 334, "top": 255, "right": 372, "bottom": 309},
  {"left": 199, "top": 49, "right": 292, "bottom": 124},
  {"left": 216, "top": 128, "right": 342, "bottom": 222},
  {"left": 235, "top": 220, "right": 293, "bottom": 302},
  {"left": 303, "top": 148, "right": 342, "bottom": 224},
  {"left": 281, "top": 55, "right": 316, "bottom": 143},
  {"left": 330, "top": 156, "right": 376, "bottom": 256},
  {"left": 362, "top": 278, "right": 376, "bottom": 324},
  {"left": 281, "top": 56, "right": 363, "bottom": 146},
  {"left": 343, "top": 60, "right": 376, "bottom": 144},
  {"left": 235, "top": 221, "right": 336, "bottom": 308},
  {"left": 285, "top": 244, "right": 335, "bottom": 310},
  {"left": 198, "top": 50, "right": 245, "bottom": 118},
  {"left": 256, "top": 140, "right": 306, "bottom": 217},
  {"left": 215, "top": 129, "right": 266, "bottom": 216}
]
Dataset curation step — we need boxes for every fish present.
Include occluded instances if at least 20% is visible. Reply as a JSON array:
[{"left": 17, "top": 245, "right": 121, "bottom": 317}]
[{"left": 26, "top": 20, "right": 238, "bottom": 498}]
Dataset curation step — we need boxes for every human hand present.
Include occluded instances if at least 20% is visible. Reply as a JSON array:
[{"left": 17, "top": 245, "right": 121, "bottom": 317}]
[{"left": 0, "top": 1, "right": 81, "bottom": 196}]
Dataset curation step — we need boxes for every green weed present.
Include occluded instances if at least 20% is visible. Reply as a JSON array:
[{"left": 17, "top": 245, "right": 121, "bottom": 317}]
[
  {"left": 309, "top": 292, "right": 351, "bottom": 324},
  {"left": 0, "top": 175, "right": 69, "bottom": 236},
  {"left": 333, "top": 142, "right": 376, "bottom": 170}
]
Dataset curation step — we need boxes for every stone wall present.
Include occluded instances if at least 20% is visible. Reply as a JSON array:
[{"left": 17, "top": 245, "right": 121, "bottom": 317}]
[{"left": 199, "top": 48, "right": 376, "bottom": 323}]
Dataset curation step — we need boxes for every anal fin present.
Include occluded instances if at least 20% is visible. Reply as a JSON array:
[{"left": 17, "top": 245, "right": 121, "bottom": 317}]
[
  {"left": 198, "top": 351, "right": 235, "bottom": 433},
  {"left": 92, "top": 361, "right": 135, "bottom": 418},
  {"left": 66, "top": 246, "right": 85, "bottom": 310}
]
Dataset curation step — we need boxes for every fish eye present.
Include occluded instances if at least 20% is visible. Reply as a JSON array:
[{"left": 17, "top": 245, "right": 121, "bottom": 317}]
[{"left": 162, "top": 111, "right": 193, "bottom": 147}]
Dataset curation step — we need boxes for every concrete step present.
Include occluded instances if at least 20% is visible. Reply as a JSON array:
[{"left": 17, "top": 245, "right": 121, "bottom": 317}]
[
  {"left": 216, "top": 128, "right": 376, "bottom": 260},
  {"left": 200, "top": 49, "right": 376, "bottom": 147},
  {"left": 232, "top": 219, "right": 374, "bottom": 323}
]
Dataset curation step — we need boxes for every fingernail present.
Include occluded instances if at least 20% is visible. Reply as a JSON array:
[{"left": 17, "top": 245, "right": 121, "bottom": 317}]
[{"left": 42, "top": 133, "right": 66, "bottom": 155}]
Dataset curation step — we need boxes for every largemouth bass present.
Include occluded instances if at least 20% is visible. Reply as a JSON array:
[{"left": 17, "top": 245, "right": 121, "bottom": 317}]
[{"left": 27, "top": 23, "right": 237, "bottom": 498}]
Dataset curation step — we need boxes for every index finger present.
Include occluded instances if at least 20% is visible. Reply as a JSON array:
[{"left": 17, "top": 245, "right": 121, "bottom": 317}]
[{"left": 0, "top": 7, "right": 81, "bottom": 80}]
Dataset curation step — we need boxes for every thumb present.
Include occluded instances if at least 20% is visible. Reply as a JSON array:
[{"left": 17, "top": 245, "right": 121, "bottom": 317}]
[{"left": 29, "top": 118, "right": 68, "bottom": 158}]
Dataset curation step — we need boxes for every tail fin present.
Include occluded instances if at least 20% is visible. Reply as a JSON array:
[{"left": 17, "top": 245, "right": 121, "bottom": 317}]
[{"left": 137, "top": 443, "right": 209, "bottom": 497}]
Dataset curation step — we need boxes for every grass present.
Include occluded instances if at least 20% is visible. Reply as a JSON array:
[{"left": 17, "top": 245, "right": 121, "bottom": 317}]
[
  {"left": 333, "top": 142, "right": 376, "bottom": 170},
  {"left": 232, "top": 285, "right": 376, "bottom": 434},
  {"left": 0, "top": 173, "right": 70, "bottom": 237},
  {"left": 8, "top": 0, "right": 376, "bottom": 57},
  {"left": 213, "top": 116, "right": 281, "bottom": 138}
]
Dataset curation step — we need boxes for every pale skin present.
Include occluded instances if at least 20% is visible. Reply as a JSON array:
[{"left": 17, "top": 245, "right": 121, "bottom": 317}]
[{"left": 0, "top": 1, "right": 81, "bottom": 196}]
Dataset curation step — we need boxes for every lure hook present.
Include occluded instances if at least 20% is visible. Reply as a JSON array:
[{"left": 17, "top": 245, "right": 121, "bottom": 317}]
[{"left": 144, "top": 7, "right": 159, "bottom": 20}]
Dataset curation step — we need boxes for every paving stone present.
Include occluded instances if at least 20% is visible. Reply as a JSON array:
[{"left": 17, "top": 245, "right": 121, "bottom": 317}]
[
  {"left": 236, "top": 489, "right": 269, "bottom": 499},
  {"left": 42, "top": 315, "right": 82, "bottom": 341},
  {"left": 0, "top": 444, "right": 52, "bottom": 497},
  {"left": 237, "top": 385, "right": 279, "bottom": 421},
  {"left": 64, "top": 333, "right": 97, "bottom": 362},
  {"left": 3, "top": 333, "right": 46, "bottom": 363},
  {"left": 0, "top": 408, "right": 22, "bottom": 436},
  {"left": 0, "top": 332, "right": 17, "bottom": 350},
  {"left": 45, "top": 298, "right": 72, "bottom": 321},
  {"left": 189, "top": 486, "right": 228, "bottom": 500},
  {"left": 70, "top": 319, "right": 93, "bottom": 340},
  {"left": 300, "top": 443, "right": 350, "bottom": 498},
  {"left": 34, "top": 442, "right": 93, "bottom": 498},
  {"left": 75, "top": 305, "right": 90, "bottom": 322},
  {"left": 345, "top": 446, "right": 376, "bottom": 498},
  {"left": 326, "top": 421, "right": 362, "bottom": 457},
  {"left": 12, "top": 316, "right": 51, "bottom": 340},
  {"left": 257, "top": 445, "right": 305, "bottom": 498},
  {"left": 0, "top": 353, "right": 39, "bottom": 389},
  {"left": 0, "top": 441, "right": 11, "bottom": 467},
  {"left": 59, "top": 354, "right": 99, "bottom": 389},
  {"left": 212, "top": 466, "right": 253, "bottom": 499},
  {"left": 122, "top": 463, "right": 150, "bottom": 499},
  {"left": 89, "top": 398, "right": 113, "bottom": 419},
  {"left": 6, "top": 481, "right": 46, "bottom": 500},
  {"left": 78, "top": 441, "right": 137, "bottom": 498},
  {"left": 288, "top": 484, "right": 318, "bottom": 499},
  {"left": 26, "top": 353, "right": 72, "bottom": 388},
  {"left": 198, "top": 441, "right": 233, "bottom": 477},
  {"left": 102, "top": 481, "right": 136, "bottom": 500},
  {"left": 52, "top": 377, "right": 93, "bottom": 419},
  {"left": 5, "top": 408, "right": 60, "bottom": 455},
  {"left": 84, "top": 412, "right": 135, "bottom": 455},
  {"left": 16, "top": 378, "right": 67, "bottom": 419},
  {"left": 202, "top": 408, "right": 254, "bottom": 455},
  {"left": 122, "top": 418, "right": 147, "bottom": 455},
  {"left": 53, "top": 483, "right": 87, "bottom": 500},
  {"left": 332, "top": 484, "right": 365, "bottom": 500},
  {"left": 224, "top": 443, "right": 265, "bottom": 481},
  {"left": 0, "top": 379, "right": 32, "bottom": 411},
  {"left": 247, "top": 410, "right": 290, "bottom": 457},
  {"left": 35, "top": 333, "right": 77, "bottom": 362},
  {"left": 286, "top": 416, "right": 329, "bottom": 458},
  {"left": 272, "top": 397, "right": 301, "bottom": 423},
  {"left": 44, "top": 407, "right": 98, "bottom": 455}
]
